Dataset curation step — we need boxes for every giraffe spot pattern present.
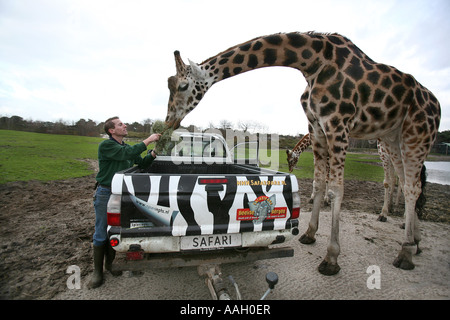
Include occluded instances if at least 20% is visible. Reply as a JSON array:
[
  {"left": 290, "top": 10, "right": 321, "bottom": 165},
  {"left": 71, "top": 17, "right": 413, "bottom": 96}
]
[{"left": 167, "top": 32, "right": 440, "bottom": 172}]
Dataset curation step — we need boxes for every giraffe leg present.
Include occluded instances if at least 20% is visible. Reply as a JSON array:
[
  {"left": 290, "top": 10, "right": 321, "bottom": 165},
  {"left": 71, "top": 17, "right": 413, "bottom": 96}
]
[
  {"left": 394, "top": 173, "right": 424, "bottom": 269},
  {"left": 378, "top": 160, "right": 395, "bottom": 222},
  {"left": 394, "top": 179, "right": 402, "bottom": 211},
  {"left": 318, "top": 182, "right": 343, "bottom": 275},
  {"left": 393, "top": 154, "right": 424, "bottom": 270},
  {"left": 414, "top": 208, "right": 422, "bottom": 255},
  {"left": 379, "top": 183, "right": 390, "bottom": 222},
  {"left": 300, "top": 180, "right": 325, "bottom": 244},
  {"left": 299, "top": 133, "right": 328, "bottom": 245},
  {"left": 387, "top": 162, "right": 396, "bottom": 213},
  {"left": 308, "top": 181, "right": 330, "bottom": 205},
  {"left": 309, "top": 185, "right": 316, "bottom": 204},
  {"left": 378, "top": 140, "right": 395, "bottom": 222},
  {"left": 323, "top": 180, "right": 330, "bottom": 206},
  {"left": 316, "top": 129, "right": 346, "bottom": 276},
  {"left": 393, "top": 194, "right": 418, "bottom": 270}
]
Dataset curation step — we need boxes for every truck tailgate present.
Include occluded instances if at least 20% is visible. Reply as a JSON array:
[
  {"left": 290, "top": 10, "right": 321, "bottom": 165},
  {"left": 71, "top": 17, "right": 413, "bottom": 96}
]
[{"left": 111, "top": 171, "right": 299, "bottom": 238}]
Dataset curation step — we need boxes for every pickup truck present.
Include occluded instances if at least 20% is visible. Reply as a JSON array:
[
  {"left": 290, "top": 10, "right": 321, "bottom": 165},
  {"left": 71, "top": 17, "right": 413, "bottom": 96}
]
[{"left": 106, "top": 131, "right": 300, "bottom": 269}]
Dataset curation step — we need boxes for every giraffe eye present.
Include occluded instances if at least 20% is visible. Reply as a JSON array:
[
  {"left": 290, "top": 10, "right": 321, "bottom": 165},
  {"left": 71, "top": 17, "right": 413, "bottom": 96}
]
[{"left": 178, "top": 82, "right": 189, "bottom": 92}]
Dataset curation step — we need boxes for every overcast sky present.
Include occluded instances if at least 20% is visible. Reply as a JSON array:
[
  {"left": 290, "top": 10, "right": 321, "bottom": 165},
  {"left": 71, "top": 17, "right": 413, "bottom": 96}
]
[{"left": 1, "top": 0, "right": 449, "bottom": 136}]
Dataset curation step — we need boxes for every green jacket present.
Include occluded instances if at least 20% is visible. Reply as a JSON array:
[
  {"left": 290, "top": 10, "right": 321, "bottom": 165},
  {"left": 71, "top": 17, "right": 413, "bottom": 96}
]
[{"left": 95, "top": 137, "right": 155, "bottom": 187}]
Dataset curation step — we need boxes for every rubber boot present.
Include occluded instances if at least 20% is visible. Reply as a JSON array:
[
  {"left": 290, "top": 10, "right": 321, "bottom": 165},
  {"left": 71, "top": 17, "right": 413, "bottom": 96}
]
[
  {"left": 89, "top": 244, "right": 105, "bottom": 289},
  {"left": 105, "top": 243, "right": 122, "bottom": 277}
]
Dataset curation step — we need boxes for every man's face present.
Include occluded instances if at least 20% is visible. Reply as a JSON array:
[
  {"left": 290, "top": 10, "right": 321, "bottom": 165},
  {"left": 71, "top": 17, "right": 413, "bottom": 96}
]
[{"left": 110, "top": 119, "right": 128, "bottom": 137}]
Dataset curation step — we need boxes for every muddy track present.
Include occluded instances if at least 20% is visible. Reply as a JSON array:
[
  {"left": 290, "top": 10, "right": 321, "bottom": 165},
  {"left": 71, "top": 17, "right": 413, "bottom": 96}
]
[{"left": 1, "top": 171, "right": 449, "bottom": 300}]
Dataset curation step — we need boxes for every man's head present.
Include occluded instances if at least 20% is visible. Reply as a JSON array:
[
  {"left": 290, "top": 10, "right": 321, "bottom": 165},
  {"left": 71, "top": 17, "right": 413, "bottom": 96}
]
[{"left": 104, "top": 117, "right": 127, "bottom": 138}]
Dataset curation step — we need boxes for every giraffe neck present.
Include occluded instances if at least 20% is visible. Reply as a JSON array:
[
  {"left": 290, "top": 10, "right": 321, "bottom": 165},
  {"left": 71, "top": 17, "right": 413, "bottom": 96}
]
[
  {"left": 200, "top": 32, "right": 336, "bottom": 85},
  {"left": 293, "top": 133, "right": 312, "bottom": 154}
]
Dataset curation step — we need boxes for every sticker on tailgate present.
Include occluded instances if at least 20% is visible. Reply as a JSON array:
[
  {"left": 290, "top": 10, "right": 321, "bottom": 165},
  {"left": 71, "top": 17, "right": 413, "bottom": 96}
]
[{"left": 237, "top": 195, "right": 287, "bottom": 224}]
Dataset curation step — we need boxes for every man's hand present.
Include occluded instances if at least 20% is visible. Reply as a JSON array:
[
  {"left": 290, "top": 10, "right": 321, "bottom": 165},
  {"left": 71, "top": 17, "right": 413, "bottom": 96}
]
[{"left": 143, "top": 133, "right": 161, "bottom": 146}]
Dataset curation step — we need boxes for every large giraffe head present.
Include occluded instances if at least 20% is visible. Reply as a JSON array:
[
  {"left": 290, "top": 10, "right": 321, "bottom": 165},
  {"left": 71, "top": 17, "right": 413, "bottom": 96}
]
[{"left": 166, "top": 51, "right": 210, "bottom": 129}]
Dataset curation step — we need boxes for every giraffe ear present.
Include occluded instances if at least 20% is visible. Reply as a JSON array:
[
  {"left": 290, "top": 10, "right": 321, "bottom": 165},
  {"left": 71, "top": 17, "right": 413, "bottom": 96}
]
[{"left": 188, "top": 59, "right": 206, "bottom": 80}]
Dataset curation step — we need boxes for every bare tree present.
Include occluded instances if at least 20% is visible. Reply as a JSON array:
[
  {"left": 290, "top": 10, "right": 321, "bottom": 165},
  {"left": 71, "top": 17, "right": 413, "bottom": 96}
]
[
  {"left": 238, "top": 120, "right": 268, "bottom": 134},
  {"left": 142, "top": 118, "right": 154, "bottom": 134},
  {"left": 219, "top": 119, "right": 233, "bottom": 131}
]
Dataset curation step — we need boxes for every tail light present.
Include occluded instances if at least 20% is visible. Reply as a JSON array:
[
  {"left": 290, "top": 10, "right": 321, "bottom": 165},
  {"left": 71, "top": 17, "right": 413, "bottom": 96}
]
[
  {"left": 110, "top": 237, "right": 119, "bottom": 247},
  {"left": 107, "top": 212, "right": 121, "bottom": 226},
  {"left": 291, "top": 191, "right": 300, "bottom": 219},
  {"left": 107, "top": 194, "right": 122, "bottom": 226}
]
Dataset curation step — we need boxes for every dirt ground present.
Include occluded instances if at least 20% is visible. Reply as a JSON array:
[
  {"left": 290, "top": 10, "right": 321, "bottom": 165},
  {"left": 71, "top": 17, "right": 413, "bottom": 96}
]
[{"left": 1, "top": 161, "right": 449, "bottom": 300}]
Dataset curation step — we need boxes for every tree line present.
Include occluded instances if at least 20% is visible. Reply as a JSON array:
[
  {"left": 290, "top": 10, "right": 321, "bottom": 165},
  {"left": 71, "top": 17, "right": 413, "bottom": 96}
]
[
  {"left": 0, "top": 115, "right": 154, "bottom": 137},
  {"left": 1, "top": 115, "right": 449, "bottom": 153}
]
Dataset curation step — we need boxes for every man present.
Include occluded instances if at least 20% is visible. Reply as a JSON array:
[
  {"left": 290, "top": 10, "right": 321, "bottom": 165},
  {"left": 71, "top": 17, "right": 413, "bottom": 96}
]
[{"left": 90, "top": 116, "right": 160, "bottom": 288}]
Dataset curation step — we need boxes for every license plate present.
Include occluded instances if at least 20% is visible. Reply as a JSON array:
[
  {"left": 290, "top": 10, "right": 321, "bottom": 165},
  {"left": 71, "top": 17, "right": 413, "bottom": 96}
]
[{"left": 180, "top": 233, "right": 242, "bottom": 250}]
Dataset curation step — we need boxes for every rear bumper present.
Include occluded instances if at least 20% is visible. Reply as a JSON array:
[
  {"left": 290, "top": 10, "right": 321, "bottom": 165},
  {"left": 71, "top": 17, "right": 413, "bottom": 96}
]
[
  {"left": 111, "top": 247, "right": 295, "bottom": 271},
  {"left": 109, "top": 226, "right": 299, "bottom": 253}
]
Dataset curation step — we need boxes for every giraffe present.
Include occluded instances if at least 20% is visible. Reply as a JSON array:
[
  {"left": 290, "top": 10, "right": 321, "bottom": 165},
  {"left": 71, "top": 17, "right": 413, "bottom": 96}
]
[
  {"left": 165, "top": 32, "right": 441, "bottom": 275},
  {"left": 286, "top": 133, "right": 330, "bottom": 205}
]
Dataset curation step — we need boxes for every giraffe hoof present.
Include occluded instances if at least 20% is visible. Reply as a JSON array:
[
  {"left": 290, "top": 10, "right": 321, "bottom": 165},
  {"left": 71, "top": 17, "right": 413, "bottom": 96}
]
[
  {"left": 393, "top": 245, "right": 415, "bottom": 270},
  {"left": 377, "top": 216, "right": 387, "bottom": 222},
  {"left": 299, "top": 234, "right": 316, "bottom": 245},
  {"left": 318, "top": 260, "right": 340, "bottom": 276},
  {"left": 393, "top": 256, "right": 415, "bottom": 270}
]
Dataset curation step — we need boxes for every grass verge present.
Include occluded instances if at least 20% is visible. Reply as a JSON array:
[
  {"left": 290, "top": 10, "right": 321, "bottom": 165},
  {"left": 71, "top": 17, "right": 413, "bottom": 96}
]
[
  {"left": 0, "top": 130, "right": 105, "bottom": 183},
  {"left": 0, "top": 130, "right": 384, "bottom": 184}
]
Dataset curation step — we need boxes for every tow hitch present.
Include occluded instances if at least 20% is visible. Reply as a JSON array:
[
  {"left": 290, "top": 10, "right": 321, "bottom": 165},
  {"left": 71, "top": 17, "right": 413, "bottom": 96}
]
[
  {"left": 198, "top": 264, "right": 279, "bottom": 300},
  {"left": 112, "top": 246, "right": 292, "bottom": 300}
]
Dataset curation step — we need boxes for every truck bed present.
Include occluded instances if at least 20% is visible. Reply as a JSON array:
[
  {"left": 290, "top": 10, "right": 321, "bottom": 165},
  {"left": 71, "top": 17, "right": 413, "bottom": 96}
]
[{"left": 138, "top": 160, "right": 268, "bottom": 175}]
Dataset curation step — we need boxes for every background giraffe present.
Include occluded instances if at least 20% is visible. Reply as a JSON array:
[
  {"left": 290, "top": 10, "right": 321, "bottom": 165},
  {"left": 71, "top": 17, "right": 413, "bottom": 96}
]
[
  {"left": 287, "top": 134, "right": 403, "bottom": 218},
  {"left": 286, "top": 133, "right": 312, "bottom": 173},
  {"left": 165, "top": 32, "right": 441, "bottom": 275}
]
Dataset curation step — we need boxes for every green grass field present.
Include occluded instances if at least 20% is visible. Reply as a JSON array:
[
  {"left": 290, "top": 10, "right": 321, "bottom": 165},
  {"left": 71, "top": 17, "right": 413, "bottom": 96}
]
[
  {"left": 0, "top": 130, "right": 103, "bottom": 183},
  {"left": 263, "top": 147, "right": 384, "bottom": 182},
  {"left": 0, "top": 129, "right": 384, "bottom": 184}
]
